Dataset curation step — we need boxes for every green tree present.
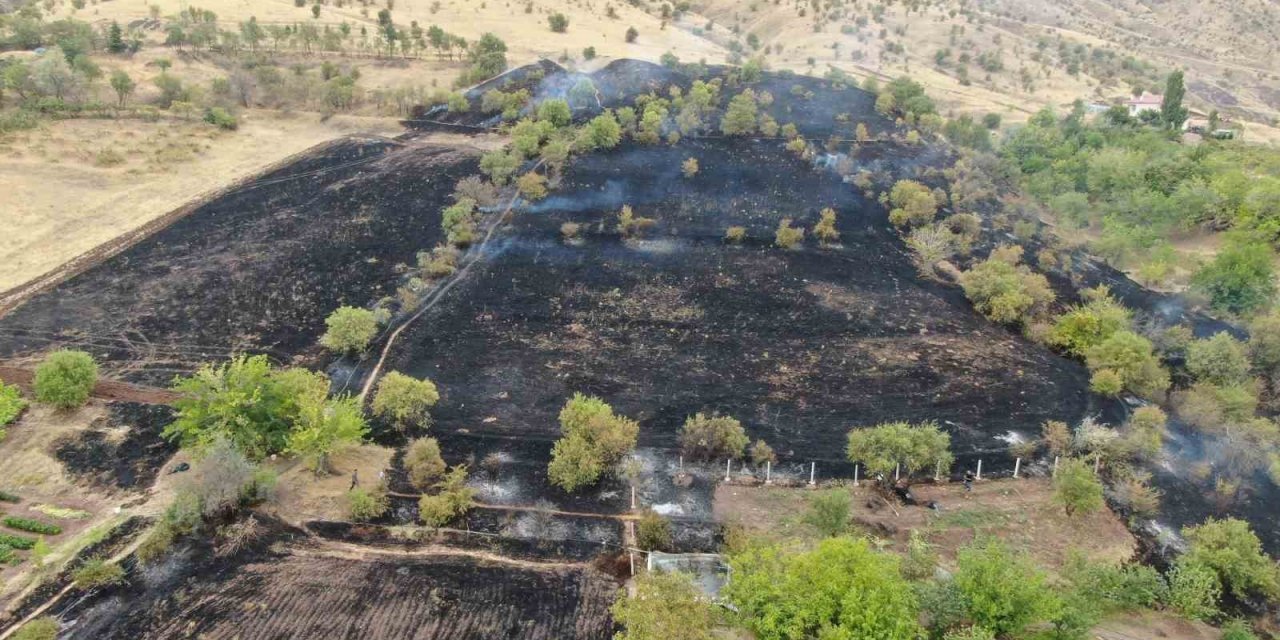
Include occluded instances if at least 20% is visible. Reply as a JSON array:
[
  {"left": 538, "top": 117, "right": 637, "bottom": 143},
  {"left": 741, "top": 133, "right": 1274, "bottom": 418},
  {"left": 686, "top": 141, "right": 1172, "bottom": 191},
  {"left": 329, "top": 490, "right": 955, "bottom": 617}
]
[
  {"left": 319, "top": 306, "right": 379, "bottom": 354},
  {"left": 347, "top": 486, "right": 389, "bottom": 521},
  {"left": 547, "top": 393, "right": 639, "bottom": 492},
  {"left": 1047, "top": 288, "right": 1132, "bottom": 356},
  {"left": 108, "top": 69, "right": 135, "bottom": 107},
  {"left": 1248, "top": 310, "right": 1280, "bottom": 379},
  {"left": 679, "top": 413, "right": 748, "bottom": 460},
  {"left": 720, "top": 89, "right": 759, "bottom": 135},
  {"left": 467, "top": 33, "right": 508, "bottom": 81},
  {"left": 536, "top": 98, "right": 571, "bottom": 127},
  {"left": 725, "top": 537, "right": 921, "bottom": 640},
  {"left": 1084, "top": 330, "right": 1169, "bottom": 399},
  {"left": 579, "top": 111, "right": 622, "bottom": 150},
  {"left": 1052, "top": 458, "right": 1103, "bottom": 516},
  {"left": 107, "top": 21, "right": 126, "bottom": 54},
  {"left": 887, "top": 179, "right": 939, "bottom": 227},
  {"left": 286, "top": 392, "right": 367, "bottom": 473},
  {"left": 371, "top": 371, "right": 439, "bottom": 429},
  {"left": 1192, "top": 237, "right": 1276, "bottom": 315},
  {"left": 1181, "top": 517, "right": 1280, "bottom": 602},
  {"left": 611, "top": 571, "right": 716, "bottom": 640},
  {"left": 846, "top": 421, "right": 953, "bottom": 477},
  {"left": 405, "top": 436, "right": 446, "bottom": 489},
  {"left": 167, "top": 355, "right": 322, "bottom": 459},
  {"left": 1166, "top": 562, "right": 1221, "bottom": 620},
  {"left": 959, "top": 247, "right": 1055, "bottom": 325},
  {"left": 1187, "top": 332, "right": 1252, "bottom": 386},
  {"left": 1161, "top": 71, "right": 1188, "bottom": 131},
  {"left": 953, "top": 539, "right": 1058, "bottom": 637},
  {"left": 33, "top": 349, "right": 97, "bottom": 409}
]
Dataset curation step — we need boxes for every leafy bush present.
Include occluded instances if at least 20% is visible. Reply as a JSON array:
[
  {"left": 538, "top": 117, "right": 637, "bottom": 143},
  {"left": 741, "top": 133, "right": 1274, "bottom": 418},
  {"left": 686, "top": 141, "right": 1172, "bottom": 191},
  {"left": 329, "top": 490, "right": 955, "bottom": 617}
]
[
  {"left": 547, "top": 394, "right": 639, "bottom": 492},
  {"left": 33, "top": 349, "right": 98, "bottom": 409},
  {"left": 418, "top": 465, "right": 474, "bottom": 527},
  {"left": 347, "top": 487, "right": 389, "bottom": 522},
  {"left": 1166, "top": 561, "right": 1220, "bottom": 620},
  {"left": 319, "top": 306, "right": 379, "bottom": 354},
  {"left": 3, "top": 517, "right": 61, "bottom": 535},
  {"left": 749, "top": 439, "right": 776, "bottom": 466},
  {"left": 681, "top": 157, "right": 699, "bottom": 178},
  {"left": 724, "top": 226, "right": 747, "bottom": 244},
  {"left": 285, "top": 393, "right": 367, "bottom": 473},
  {"left": 679, "top": 413, "right": 748, "bottom": 460},
  {"left": 804, "top": 489, "right": 850, "bottom": 537},
  {"left": 846, "top": 420, "right": 952, "bottom": 477},
  {"left": 813, "top": 207, "right": 840, "bottom": 245},
  {"left": 888, "top": 179, "right": 939, "bottom": 227},
  {"left": 1084, "top": 330, "right": 1169, "bottom": 400},
  {"left": 953, "top": 539, "right": 1057, "bottom": 637},
  {"left": 372, "top": 371, "right": 439, "bottom": 429},
  {"left": 1221, "top": 620, "right": 1259, "bottom": 640},
  {"left": 1048, "top": 288, "right": 1132, "bottom": 356},
  {"left": 719, "top": 89, "right": 759, "bottom": 135},
  {"left": 0, "top": 490, "right": 19, "bottom": 503},
  {"left": 725, "top": 537, "right": 921, "bottom": 640},
  {"left": 0, "top": 382, "right": 27, "bottom": 426},
  {"left": 405, "top": 436, "right": 446, "bottom": 489},
  {"left": 536, "top": 98, "right": 571, "bottom": 126},
  {"left": 11, "top": 617, "right": 58, "bottom": 640},
  {"left": 1191, "top": 237, "right": 1275, "bottom": 315},
  {"left": 1042, "top": 420, "right": 1072, "bottom": 457},
  {"left": 516, "top": 171, "right": 548, "bottom": 200},
  {"left": 202, "top": 106, "right": 238, "bottom": 130},
  {"left": 774, "top": 217, "right": 804, "bottom": 248},
  {"left": 616, "top": 205, "right": 655, "bottom": 238},
  {"left": 547, "top": 12, "right": 569, "bottom": 32},
  {"left": 1181, "top": 517, "right": 1280, "bottom": 602},
  {"left": 73, "top": 557, "right": 126, "bottom": 589},
  {"left": 1187, "top": 332, "right": 1252, "bottom": 386},
  {"left": 1053, "top": 458, "right": 1103, "bottom": 517},
  {"left": 959, "top": 248, "right": 1054, "bottom": 325},
  {"left": 942, "top": 627, "right": 994, "bottom": 640},
  {"left": 611, "top": 571, "right": 716, "bottom": 640},
  {"left": 636, "top": 510, "right": 672, "bottom": 551}
]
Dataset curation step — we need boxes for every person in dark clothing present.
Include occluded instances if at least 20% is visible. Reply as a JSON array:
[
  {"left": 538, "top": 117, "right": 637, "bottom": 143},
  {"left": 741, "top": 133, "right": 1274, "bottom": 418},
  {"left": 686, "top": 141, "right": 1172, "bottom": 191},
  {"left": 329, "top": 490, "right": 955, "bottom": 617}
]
[
  {"left": 349, "top": 470, "right": 359, "bottom": 490},
  {"left": 963, "top": 470, "right": 975, "bottom": 494}
]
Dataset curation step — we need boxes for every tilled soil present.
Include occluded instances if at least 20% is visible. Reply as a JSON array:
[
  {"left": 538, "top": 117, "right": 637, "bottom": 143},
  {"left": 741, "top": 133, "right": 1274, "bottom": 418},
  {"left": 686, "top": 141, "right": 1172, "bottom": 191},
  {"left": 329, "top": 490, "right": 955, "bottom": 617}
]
[{"left": 68, "top": 548, "right": 618, "bottom": 640}]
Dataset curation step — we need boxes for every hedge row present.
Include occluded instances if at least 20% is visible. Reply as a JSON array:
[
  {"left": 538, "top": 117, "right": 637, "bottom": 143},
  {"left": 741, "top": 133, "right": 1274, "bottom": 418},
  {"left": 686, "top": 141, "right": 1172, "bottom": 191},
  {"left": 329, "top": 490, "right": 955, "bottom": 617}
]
[
  {"left": 3, "top": 517, "right": 61, "bottom": 536},
  {"left": 0, "top": 490, "right": 20, "bottom": 503}
]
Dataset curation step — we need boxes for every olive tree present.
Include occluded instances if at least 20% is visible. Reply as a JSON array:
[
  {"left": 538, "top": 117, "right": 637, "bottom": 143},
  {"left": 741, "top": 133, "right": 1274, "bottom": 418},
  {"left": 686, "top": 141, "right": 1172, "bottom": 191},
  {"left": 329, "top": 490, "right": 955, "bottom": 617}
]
[
  {"left": 319, "top": 306, "right": 379, "bottom": 354},
  {"left": 846, "top": 420, "right": 953, "bottom": 478},
  {"left": 547, "top": 393, "right": 639, "bottom": 492},
  {"left": 371, "top": 371, "right": 439, "bottom": 429},
  {"left": 679, "top": 413, "right": 748, "bottom": 460}
]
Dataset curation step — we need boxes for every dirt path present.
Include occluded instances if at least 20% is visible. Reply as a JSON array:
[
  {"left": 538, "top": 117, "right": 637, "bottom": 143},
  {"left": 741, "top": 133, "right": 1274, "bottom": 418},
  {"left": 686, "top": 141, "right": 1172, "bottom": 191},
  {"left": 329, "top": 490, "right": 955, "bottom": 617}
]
[
  {"left": 0, "top": 366, "right": 179, "bottom": 405},
  {"left": 357, "top": 158, "right": 540, "bottom": 403},
  {"left": 295, "top": 537, "right": 590, "bottom": 570}
]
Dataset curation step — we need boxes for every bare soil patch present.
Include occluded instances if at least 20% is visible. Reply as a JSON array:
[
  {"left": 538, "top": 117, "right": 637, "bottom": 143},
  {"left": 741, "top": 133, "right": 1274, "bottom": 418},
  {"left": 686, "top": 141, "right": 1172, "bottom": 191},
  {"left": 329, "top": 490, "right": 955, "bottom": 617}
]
[{"left": 713, "top": 478, "right": 1136, "bottom": 573}]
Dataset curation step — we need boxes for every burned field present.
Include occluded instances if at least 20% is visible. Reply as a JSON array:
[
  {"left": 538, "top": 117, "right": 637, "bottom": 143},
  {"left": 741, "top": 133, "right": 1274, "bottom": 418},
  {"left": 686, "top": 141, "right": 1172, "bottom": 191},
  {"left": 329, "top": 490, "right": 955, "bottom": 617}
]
[
  {"left": 384, "top": 137, "right": 1095, "bottom": 497},
  {"left": 0, "top": 137, "right": 475, "bottom": 383}
]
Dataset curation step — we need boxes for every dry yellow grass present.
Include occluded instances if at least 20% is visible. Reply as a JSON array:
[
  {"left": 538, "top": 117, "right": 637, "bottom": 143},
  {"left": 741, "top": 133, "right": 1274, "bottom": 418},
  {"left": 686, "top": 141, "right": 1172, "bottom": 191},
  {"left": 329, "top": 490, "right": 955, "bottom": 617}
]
[{"left": 0, "top": 110, "right": 401, "bottom": 292}]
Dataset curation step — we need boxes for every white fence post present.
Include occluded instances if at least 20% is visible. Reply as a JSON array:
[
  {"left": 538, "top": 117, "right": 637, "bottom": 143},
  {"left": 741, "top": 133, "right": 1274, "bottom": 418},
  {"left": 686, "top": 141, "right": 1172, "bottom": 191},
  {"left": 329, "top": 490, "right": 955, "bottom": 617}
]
[
  {"left": 976, "top": 459, "right": 982, "bottom": 481},
  {"left": 935, "top": 460, "right": 942, "bottom": 482},
  {"left": 894, "top": 463, "right": 900, "bottom": 482},
  {"left": 765, "top": 461, "right": 772, "bottom": 485},
  {"left": 1013, "top": 457, "right": 1021, "bottom": 479},
  {"left": 725, "top": 458, "right": 732, "bottom": 482},
  {"left": 809, "top": 462, "right": 816, "bottom": 485},
  {"left": 853, "top": 464, "right": 859, "bottom": 487},
  {"left": 1053, "top": 456, "right": 1060, "bottom": 477},
  {"left": 631, "top": 486, "right": 636, "bottom": 510}
]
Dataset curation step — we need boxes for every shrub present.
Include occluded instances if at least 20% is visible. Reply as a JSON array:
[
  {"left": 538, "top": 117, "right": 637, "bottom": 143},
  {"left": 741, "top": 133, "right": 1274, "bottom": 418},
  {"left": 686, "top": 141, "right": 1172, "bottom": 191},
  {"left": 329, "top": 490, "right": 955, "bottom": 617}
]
[
  {"left": 1187, "top": 332, "right": 1252, "bottom": 386},
  {"left": 11, "top": 617, "right": 58, "bottom": 640},
  {"left": 418, "top": 465, "right": 474, "bottom": 527},
  {"left": 1110, "top": 474, "right": 1162, "bottom": 518},
  {"left": 580, "top": 111, "right": 622, "bottom": 150},
  {"left": 536, "top": 98, "right": 572, "bottom": 127},
  {"left": 135, "top": 520, "right": 177, "bottom": 565},
  {"left": 33, "top": 350, "right": 97, "bottom": 409},
  {"left": 611, "top": 571, "right": 716, "bottom": 640},
  {"left": 625, "top": 26, "right": 638, "bottom": 42},
  {"left": 286, "top": 393, "right": 367, "bottom": 474},
  {"left": 846, "top": 421, "right": 952, "bottom": 477},
  {"left": 0, "top": 490, "right": 19, "bottom": 503},
  {"left": 813, "top": 207, "right": 839, "bottom": 245},
  {"left": 560, "top": 222, "right": 582, "bottom": 240},
  {"left": 636, "top": 510, "right": 672, "bottom": 551},
  {"left": 1048, "top": 288, "right": 1132, "bottom": 356},
  {"left": 548, "top": 394, "right": 639, "bottom": 492},
  {"left": 372, "top": 371, "right": 440, "bottom": 429},
  {"left": 1181, "top": 517, "right": 1280, "bottom": 601},
  {"left": 1191, "top": 237, "right": 1275, "bottom": 315},
  {"left": 804, "top": 489, "right": 850, "bottom": 537},
  {"left": 548, "top": 12, "right": 569, "bottom": 32},
  {"left": 1052, "top": 458, "right": 1103, "bottom": 517},
  {"left": 319, "top": 306, "right": 379, "bottom": 354},
  {"left": 774, "top": 218, "right": 804, "bottom": 248},
  {"left": 446, "top": 92, "right": 469, "bottom": 113},
  {"left": 479, "top": 150, "right": 520, "bottom": 185},
  {"left": 73, "top": 557, "right": 126, "bottom": 589},
  {"left": 725, "top": 537, "right": 921, "bottom": 640},
  {"left": 953, "top": 539, "right": 1056, "bottom": 637},
  {"left": 720, "top": 90, "right": 759, "bottom": 135},
  {"left": 0, "top": 382, "right": 27, "bottom": 426},
  {"left": 516, "top": 171, "right": 548, "bottom": 200},
  {"left": 616, "top": 205, "right": 655, "bottom": 238},
  {"left": 1221, "top": 620, "right": 1259, "bottom": 640},
  {"left": 405, "top": 436, "right": 446, "bottom": 489},
  {"left": 959, "top": 249, "right": 1054, "bottom": 326},
  {"left": 887, "top": 179, "right": 938, "bottom": 227},
  {"left": 1084, "top": 331, "right": 1170, "bottom": 400},
  {"left": 1042, "top": 420, "right": 1072, "bottom": 457},
  {"left": 681, "top": 157, "right": 699, "bottom": 178},
  {"left": 679, "top": 413, "right": 748, "bottom": 460},
  {"left": 202, "top": 106, "right": 239, "bottom": 130},
  {"left": 725, "top": 226, "right": 747, "bottom": 244},
  {"left": 347, "top": 487, "right": 389, "bottom": 522},
  {"left": 749, "top": 439, "right": 776, "bottom": 466},
  {"left": 943, "top": 628, "right": 994, "bottom": 640},
  {"left": 3, "top": 517, "right": 61, "bottom": 536},
  {"left": 1166, "top": 561, "right": 1220, "bottom": 620},
  {"left": 1090, "top": 369, "right": 1124, "bottom": 396}
]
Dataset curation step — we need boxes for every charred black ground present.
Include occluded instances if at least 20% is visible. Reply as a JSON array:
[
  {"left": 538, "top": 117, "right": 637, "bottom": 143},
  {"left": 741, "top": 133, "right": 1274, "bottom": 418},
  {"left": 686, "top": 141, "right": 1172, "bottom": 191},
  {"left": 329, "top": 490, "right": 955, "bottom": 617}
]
[{"left": 54, "top": 402, "right": 178, "bottom": 491}]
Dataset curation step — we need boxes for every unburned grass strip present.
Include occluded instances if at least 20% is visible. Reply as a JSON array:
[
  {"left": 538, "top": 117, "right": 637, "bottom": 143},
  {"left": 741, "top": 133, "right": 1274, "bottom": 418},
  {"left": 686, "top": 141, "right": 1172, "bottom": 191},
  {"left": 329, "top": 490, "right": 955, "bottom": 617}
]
[
  {"left": 0, "top": 532, "right": 36, "bottom": 549},
  {"left": 4, "top": 517, "right": 63, "bottom": 536}
]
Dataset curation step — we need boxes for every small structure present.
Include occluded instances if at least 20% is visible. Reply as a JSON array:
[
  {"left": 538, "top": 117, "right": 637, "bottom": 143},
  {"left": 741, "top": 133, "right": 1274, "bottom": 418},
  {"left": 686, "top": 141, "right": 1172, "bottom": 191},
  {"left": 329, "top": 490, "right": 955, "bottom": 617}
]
[
  {"left": 1125, "top": 92, "right": 1163, "bottom": 117},
  {"left": 647, "top": 552, "right": 731, "bottom": 601}
]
